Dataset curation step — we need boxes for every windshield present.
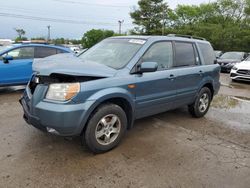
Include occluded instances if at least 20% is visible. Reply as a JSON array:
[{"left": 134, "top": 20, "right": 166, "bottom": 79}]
[
  {"left": 78, "top": 38, "right": 145, "bottom": 69},
  {"left": 220, "top": 52, "right": 243, "bottom": 60}
]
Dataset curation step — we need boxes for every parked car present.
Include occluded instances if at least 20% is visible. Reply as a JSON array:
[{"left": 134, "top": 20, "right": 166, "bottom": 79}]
[
  {"left": 20, "top": 35, "right": 220, "bottom": 153},
  {"left": 0, "top": 44, "right": 72, "bottom": 86},
  {"left": 230, "top": 56, "right": 250, "bottom": 81},
  {"left": 217, "top": 51, "right": 249, "bottom": 73},
  {"left": 214, "top": 50, "right": 223, "bottom": 58}
]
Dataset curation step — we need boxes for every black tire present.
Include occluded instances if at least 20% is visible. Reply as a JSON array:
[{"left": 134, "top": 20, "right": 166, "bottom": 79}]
[
  {"left": 84, "top": 104, "right": 127, "bottom": 153},
  {"left": 188, "top": 87, "right": 212, "bottom": 118}
]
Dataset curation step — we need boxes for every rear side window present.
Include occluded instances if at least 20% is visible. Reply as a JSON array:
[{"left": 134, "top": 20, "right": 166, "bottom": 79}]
[
  {"left": 174, "top": 42, "right": 196, "bottom": 67},
  {"left": 35, "top": 47, "right": 57, "bottom": 58},
  {"left": 198, "top": 43, "right": 215, "bottom": 65}
]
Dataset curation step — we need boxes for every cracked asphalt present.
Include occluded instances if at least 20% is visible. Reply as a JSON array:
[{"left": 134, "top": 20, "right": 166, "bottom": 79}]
[{"left": 0, "top": 73, "right": 250, "bottom": 188}]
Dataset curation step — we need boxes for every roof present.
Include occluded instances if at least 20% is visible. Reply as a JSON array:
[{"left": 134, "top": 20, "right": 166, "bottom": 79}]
[
  {"left": 110, "top": 35, "right": 210, "bottom": 44},
  {"left": 0, "top": 43, "right": 72, "bottom": 55}
]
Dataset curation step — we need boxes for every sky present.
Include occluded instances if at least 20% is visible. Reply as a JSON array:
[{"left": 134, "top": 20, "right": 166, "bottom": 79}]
[{"left": 0, "top": 0, "right": 211, "bottom": 39}]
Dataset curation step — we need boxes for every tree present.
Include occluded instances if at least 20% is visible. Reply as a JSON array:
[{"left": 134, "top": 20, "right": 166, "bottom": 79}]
[
  {"left": 14, "top": 28, "right": 27, "bottom": 42},
  {"left": 14, "top": 28, "right": 25, "bottom": 38},
  {"left": 130, "top": 0, "right": 170, "bottom": 35},
  {"left": 82, "top": 29, "right": 114, "bottom": 48}
]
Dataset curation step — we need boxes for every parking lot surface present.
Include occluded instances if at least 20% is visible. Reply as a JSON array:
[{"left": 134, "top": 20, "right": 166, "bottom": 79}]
[{"left": 0, "top": 74, "right": 250, "bottom": 188}]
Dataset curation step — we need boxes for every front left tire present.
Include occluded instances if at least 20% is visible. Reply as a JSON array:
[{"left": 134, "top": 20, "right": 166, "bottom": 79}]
[{"left": 84, "top": 104, "right": 127, "bottom": 153}]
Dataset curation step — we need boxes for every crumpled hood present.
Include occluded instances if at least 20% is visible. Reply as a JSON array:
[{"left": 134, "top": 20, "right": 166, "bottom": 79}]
[
  {"left": 33, "top": 53, "right": 117, "bottom": 77},
  {"left": 235, "top": 61, "right": 250, "bottom": 69}
]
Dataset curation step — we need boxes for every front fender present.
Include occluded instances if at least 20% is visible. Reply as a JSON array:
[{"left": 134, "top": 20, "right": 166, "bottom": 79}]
[{"left": 75, "top": 87, "right": 135, "bottom": 135}]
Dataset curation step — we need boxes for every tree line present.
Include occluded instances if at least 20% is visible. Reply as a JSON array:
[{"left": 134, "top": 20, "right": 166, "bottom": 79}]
[{"left": 130, "top": 0, "right": 250, "bottom": 51}]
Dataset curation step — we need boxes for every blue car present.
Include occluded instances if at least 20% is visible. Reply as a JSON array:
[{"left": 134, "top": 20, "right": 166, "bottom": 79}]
[
  {"left": 0, "top": 44, "right": 71, "bottom": 86},
  {"left": 20, "top": 35, "right": 220, "bottom": 153}
]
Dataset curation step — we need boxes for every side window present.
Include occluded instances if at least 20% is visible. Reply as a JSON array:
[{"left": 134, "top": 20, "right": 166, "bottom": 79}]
[
  {"left": 174, "top": 42, "right": 196, "bottom": 67},
  {"left": 198, "top": 43, "right": 216, "bottom": 65},
  {"left": 35, "top": 47, "right": 57, "bottom": 58},
  {"left": 141, "top": 42, "right": 173, "bottom": 70},
  {"left": 4, "top": 47, "right": 34, "bottom": 60}
]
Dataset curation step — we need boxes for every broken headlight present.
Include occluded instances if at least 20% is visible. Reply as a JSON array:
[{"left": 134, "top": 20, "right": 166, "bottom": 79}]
[{"left": 46, "top": 83, "right": 80, "bottom": 101}]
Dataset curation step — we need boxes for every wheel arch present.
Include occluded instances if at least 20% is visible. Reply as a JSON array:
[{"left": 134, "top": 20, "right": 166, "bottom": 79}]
[{"left": 80, "top": 91, "right": 135, "bottom": 135}]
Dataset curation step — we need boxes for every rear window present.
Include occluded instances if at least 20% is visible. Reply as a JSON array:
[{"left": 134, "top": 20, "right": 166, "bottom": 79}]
[{"left": 198, "top": 43, "right": 215, "bottom": 65}]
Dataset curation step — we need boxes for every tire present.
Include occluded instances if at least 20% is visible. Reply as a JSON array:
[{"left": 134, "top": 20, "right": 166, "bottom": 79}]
[
  {"left": 188, "top": 87, "right": 212, "bottom": 118},
  {"left": 84, "top": 104, "right": 127, "bottom": 153}
]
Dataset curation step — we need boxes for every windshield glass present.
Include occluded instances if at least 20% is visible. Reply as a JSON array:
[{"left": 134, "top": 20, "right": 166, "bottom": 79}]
[
  {"left": 78, "top": 38, "right": 145, "bottom": 69},
  {"left": 220, "top": 52, "right": 243, "bottom": 60}
]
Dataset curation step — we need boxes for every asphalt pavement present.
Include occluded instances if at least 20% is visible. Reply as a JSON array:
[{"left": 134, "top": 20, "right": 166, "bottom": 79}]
[{"left": 0, "top": 74, "right": 250, "bottom": 188}]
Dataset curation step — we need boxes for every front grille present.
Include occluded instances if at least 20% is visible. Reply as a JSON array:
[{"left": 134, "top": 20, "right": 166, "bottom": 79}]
[{"left": 237, "top": 69, "right": 250, "bottom": 75}]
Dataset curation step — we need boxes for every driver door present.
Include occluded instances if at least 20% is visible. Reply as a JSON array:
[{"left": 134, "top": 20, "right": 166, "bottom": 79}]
[
  {"left": 0, "top": 47, "right": 34, "bottom": 85},
  {"left": 134, "top": 41, "right": 178, "bottom": 119}
]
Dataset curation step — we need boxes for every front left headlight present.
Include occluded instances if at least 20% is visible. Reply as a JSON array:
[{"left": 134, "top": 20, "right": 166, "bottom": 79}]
[{"left": 46, "top": 83, "right": 80, "bottom": 101}]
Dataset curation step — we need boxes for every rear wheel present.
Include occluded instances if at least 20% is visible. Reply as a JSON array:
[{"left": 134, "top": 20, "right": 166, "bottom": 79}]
[
  {"left": 84, "top": 104, "right": 127, "bottom": 153},
  {"left": 188, "top": 87, "right": 212, "bottom": 118}
]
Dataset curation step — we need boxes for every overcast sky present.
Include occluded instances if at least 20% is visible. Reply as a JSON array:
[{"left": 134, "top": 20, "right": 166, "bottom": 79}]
[{"left": 0, "top": 0, "right": 211, "bottom": 39}]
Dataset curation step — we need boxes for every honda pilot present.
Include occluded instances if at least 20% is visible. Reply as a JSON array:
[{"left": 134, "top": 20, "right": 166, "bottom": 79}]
[{"left": 20, "top": 35, "right": 220, "bottom": 153}]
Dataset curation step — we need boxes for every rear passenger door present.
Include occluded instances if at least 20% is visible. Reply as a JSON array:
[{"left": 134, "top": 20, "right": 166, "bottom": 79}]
[{"left": 173, "top": 42, "right": 204, "bottom": 106}]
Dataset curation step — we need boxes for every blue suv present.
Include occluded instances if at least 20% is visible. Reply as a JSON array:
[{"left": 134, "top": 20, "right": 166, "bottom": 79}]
[
  {"left": 0, "top": 44, "right": 71, "bottom": 86},
  {"left": 20, "top": 35, "right": 220, "bottom": 153}
]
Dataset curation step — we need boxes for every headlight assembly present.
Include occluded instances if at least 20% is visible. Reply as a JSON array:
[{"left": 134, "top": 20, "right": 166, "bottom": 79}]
[
  {"left": 46, "top": 83, "right": 80, "bottom": 101},
  {"left": 232, "top": 66, "right": 238, "bottom": 70}
]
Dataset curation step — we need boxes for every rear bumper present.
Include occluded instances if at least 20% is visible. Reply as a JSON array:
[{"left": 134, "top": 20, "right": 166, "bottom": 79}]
[{"left": 20, "top": 90, "right": 95, "bottom": 136}]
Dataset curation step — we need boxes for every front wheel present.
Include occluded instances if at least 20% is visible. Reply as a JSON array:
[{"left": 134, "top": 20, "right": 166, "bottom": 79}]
[
  {"left": 188, "top": 87, "right": 212, "bottom": 118},
  {"left": 84, "top": 104, "right": 127, "bottom": 153}
]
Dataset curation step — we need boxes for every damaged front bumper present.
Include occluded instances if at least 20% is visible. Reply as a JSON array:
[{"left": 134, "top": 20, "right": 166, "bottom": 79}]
[{"left": 19, "top": 86, "right": 95, "bottom": 136}]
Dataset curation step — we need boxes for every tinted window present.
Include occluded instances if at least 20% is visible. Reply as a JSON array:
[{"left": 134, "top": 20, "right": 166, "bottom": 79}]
[
  {"left": 141, "top": 42, "right": 173, "bottom": 70},
  {"left": 174, "top": 42, "right": 196, "bottom": 67},
  {"left": 35, "top": 47, "right": 57, "bottom": 58},
  {"left": 3, "top": 47, "right": 34, "bottom": 60},
  {"left": 198, "top": 43, "right": 216, "bottom": 65}
]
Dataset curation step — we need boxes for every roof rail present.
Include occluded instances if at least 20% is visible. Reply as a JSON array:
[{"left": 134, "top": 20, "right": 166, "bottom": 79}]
[{"left": 167, "top": 34, "right": 206, "bottom": 41}]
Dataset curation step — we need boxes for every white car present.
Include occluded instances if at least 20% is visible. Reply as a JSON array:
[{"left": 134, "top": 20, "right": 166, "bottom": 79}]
[{"left": 230, "top": 56, "right": 250, "bottom": 81}]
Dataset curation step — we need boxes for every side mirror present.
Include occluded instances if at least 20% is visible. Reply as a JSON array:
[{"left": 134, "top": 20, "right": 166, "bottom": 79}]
[
  {"left": 214, "top": 59, "right": 218, "bottom": 64},
  {"left": 3, "top": 55, "right": 13, "bottom": 64},
  {"left": 138, "top": 62, "right": 158, "bottom": 73}
]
